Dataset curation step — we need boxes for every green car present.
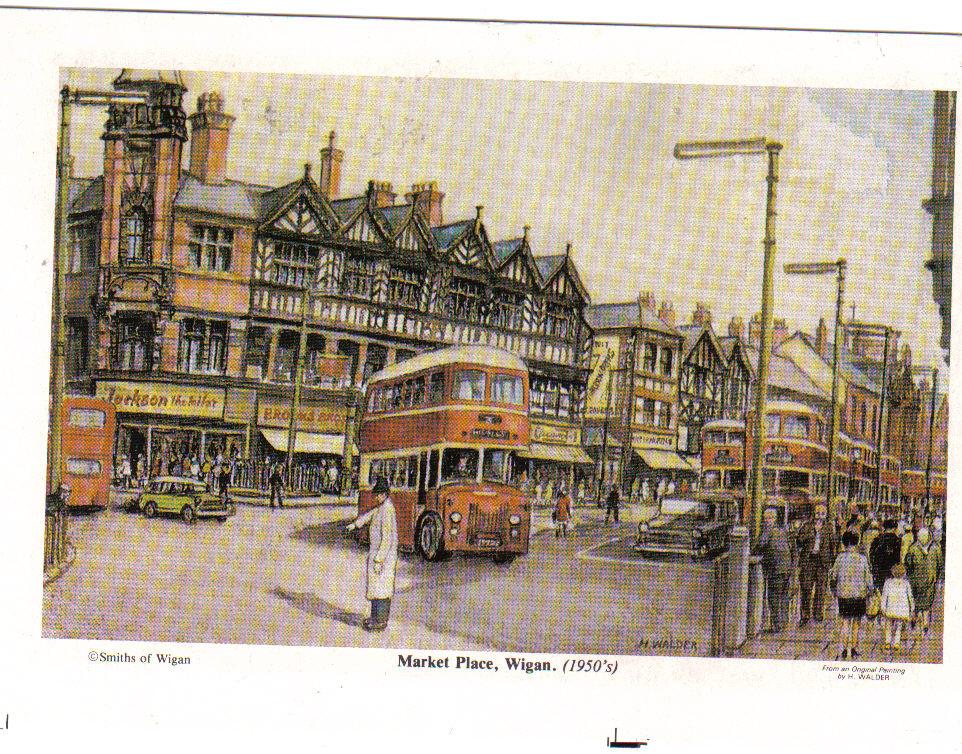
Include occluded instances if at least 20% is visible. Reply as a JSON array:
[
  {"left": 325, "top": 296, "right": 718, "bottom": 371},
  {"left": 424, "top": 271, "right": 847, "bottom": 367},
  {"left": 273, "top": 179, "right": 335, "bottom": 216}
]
[{"left": 137, "top": 476, "right": 235, "bottom": 524}]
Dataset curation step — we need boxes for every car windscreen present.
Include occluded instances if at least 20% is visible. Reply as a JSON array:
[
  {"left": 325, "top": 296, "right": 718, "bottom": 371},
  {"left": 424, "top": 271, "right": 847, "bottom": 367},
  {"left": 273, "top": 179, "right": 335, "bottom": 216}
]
[{"left": 660, "top": 498, "right": 711, "bottom": 519}]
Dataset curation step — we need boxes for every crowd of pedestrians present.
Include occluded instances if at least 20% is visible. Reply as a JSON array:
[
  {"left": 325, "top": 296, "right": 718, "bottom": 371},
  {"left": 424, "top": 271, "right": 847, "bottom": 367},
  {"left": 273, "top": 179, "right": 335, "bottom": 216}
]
[{"left": 754, "top": 501, "right": 945, "bottom": 659}]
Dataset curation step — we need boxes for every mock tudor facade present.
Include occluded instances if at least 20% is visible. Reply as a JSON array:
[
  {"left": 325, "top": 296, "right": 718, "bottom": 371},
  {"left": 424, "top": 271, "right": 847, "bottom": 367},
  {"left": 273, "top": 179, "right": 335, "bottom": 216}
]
[{"left": 64, "top": 70, "right": 593, "bottom": 492}]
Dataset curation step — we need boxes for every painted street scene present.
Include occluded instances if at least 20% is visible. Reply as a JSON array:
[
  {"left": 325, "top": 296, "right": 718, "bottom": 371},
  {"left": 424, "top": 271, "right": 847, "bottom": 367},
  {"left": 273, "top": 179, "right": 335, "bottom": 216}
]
[{"left": 44, "top": 69, "right": 951, "bottom": 662}]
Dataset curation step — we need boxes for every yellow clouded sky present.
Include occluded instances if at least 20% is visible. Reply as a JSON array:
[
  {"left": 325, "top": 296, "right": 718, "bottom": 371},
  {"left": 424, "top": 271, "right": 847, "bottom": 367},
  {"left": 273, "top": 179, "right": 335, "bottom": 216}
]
[{"left": 63, "top": 68, "right": 945, "bottom": 372}]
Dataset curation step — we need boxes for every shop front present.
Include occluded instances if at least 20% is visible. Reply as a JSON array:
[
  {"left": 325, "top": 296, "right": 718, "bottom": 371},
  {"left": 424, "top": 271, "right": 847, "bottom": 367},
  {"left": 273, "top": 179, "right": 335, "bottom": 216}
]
[
  {"left": 521, "top": 420, "right": 593, "bottom": 505},
  {"left": 627, "top": 429, "right": 695, "bottom": 501},
  {"left": 96, "top": 380, "right": 242, "bottom": 484},
  {"left": 252, "top": 396, "right": 352, "bottom": 494}
]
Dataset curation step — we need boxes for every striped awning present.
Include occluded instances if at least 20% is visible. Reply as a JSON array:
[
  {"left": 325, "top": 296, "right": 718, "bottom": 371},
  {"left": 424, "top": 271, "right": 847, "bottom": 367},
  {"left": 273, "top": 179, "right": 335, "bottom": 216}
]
[
  {"left": 260, "top": 429, "right": 345, "bottom": 455},
  {"left": 635, "top": 448, "right": 693, "bottom": 472},
  {"left": 521, "top": 442, "right": 593, "bottom": 465}
]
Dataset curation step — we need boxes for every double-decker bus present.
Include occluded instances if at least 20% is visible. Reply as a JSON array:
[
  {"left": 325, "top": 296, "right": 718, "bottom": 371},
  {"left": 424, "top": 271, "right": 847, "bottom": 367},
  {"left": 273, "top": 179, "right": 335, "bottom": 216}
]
[
  {"left": 60, "top": 395, "right": 117, "bottom": 509},
  {"left": 703, "top": 401, "right": 828, "bottom": 525},
  {"left": 358, "top": 345, "right": 531, "bottom": 563}
]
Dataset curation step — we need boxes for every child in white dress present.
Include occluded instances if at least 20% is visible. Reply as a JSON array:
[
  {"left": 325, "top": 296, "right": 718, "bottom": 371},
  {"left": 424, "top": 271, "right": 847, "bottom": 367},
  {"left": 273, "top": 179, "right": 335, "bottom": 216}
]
[{"left": 881, "top": 563, "right": 914, "bottom": 651}]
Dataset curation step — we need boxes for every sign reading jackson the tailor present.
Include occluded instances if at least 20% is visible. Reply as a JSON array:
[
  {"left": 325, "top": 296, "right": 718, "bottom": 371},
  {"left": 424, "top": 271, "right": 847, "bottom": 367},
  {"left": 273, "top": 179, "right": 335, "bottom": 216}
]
[
  {"left": 631, "top": 430, "right": 675, "bottom": 449},
  {"left": 97, "top": 381, "right": 226, "bottom": 418},
  {"left": 257, "top": 398, "right": 346, "bottom": 433},
  {"left": 585, "top": 335, "right": 621, "bottom": 420}
]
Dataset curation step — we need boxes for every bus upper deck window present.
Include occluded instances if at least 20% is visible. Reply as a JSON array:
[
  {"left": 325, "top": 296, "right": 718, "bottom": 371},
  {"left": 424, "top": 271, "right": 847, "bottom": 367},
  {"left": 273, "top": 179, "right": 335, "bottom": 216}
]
[
  {"left": 454, "top": 370, "right": 486, "bottom": 401},
  {"left": 491, "top": 374, "right": 523, "bottom": 406},
  {"left": 428, "top": 372, "right": 445, "bottom": 403},
  {"left": 68, "top": 408, "right": 106, "bottom": 428},
  {"left": 410, "top": 376, "right": 425, "bottom": 406}
]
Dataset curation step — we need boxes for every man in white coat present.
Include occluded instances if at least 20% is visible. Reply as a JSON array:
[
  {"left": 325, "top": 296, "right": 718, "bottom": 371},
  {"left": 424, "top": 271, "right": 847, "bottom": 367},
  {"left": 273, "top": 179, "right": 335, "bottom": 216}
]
[{"left": 345, "top": 476, "right": 399, "bottom": 632}]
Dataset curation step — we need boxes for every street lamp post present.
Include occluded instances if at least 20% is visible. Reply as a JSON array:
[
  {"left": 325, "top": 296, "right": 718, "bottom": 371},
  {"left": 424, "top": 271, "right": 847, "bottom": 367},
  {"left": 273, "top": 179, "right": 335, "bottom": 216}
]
[
  {"left": 50, "top": 86, "right": 149, "bottom": 496},
  {"left": 675, "top": 137, "right": 783, "bottom": 540},
  {"left": 784, "top": 259, "right": 846, "bottom": 526}
]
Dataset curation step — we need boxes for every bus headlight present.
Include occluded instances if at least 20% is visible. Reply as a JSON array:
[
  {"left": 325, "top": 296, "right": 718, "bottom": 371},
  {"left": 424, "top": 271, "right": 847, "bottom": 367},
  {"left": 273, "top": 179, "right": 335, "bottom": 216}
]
[
  {"left": 450, "top": 527, "right": 459, "bottom": 536},
  {"left": 510, "top": 528, "right": 520, "bottom": 538},
  {"left": 449, "top": 512, "right": 462, "bottom": 523},
  {"left": 509, "top": 514, "right": 521, "bottom": 525}
]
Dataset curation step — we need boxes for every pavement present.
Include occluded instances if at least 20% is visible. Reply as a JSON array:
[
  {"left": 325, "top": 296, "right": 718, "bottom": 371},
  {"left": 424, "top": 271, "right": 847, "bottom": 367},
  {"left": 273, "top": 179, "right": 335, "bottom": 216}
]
[{"left": 734, "top": 584, "right": 944, "bottom": 663}]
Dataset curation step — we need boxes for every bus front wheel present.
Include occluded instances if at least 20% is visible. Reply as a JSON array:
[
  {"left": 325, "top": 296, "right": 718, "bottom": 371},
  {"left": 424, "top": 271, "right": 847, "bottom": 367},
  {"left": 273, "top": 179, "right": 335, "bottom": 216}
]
[
  {"left": 416, "top": 513, "right": 445, "bottom": 562},
  {"left": 492, "top": 553, "right": 515, "bottom": 565}
]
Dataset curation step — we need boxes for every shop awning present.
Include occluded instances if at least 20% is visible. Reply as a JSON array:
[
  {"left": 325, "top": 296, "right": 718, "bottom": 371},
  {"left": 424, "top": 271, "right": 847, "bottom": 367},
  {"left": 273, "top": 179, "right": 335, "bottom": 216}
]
[
  {"left": 635, "top": 448, "right": 693, "bottom": 472},
  {"left": 260, "top": 429, "right": 347, "bottom": 455},
  {"left": 521, "top": 442, "right": 593, "bottom": 465}
]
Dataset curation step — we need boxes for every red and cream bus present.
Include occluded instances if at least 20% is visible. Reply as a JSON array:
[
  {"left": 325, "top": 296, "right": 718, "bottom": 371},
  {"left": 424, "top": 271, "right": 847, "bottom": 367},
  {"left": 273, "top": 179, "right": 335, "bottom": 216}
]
[
  {"left": 61, "top": 395, "right": 117, "bottom": 509},
  {"left": 358, "top": 345, "right": 531, "bottom": 563},
  {"left": 703, "top": 401, "right": 828, "bottom": 525}
]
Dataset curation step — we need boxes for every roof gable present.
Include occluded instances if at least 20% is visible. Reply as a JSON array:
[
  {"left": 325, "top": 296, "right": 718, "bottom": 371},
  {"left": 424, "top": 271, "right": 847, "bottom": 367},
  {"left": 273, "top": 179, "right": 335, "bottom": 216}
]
[{"left": 258, "top": 176, "right": 339, "bottom": 237}]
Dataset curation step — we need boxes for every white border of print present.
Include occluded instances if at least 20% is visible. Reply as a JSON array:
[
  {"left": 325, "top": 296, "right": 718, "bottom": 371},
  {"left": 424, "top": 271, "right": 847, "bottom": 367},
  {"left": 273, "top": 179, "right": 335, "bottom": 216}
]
[{"left": 0, "top": 7, "right": 959, "bottom": 753}]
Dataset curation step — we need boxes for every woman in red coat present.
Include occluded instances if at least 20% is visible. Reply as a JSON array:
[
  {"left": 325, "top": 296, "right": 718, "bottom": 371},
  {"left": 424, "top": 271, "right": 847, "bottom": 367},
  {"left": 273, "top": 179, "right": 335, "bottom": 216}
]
[{"left": 554, "top": 487, "right": 572, "bottom": 538}]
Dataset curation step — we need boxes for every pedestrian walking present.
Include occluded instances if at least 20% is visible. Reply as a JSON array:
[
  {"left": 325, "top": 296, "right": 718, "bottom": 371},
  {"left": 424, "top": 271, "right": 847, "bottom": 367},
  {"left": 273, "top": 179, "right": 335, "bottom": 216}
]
[
  {"left": 655, "top": 476, "right": 667, "bottom": 507},
  {"left": 218, "top": 460, "right": 232, "bottom": 503},
  {"left": 345, "top": 476, "right": 399, "bottom": 632},
  {"left": 904, "top": 528, "right": 942, "bottom": 636},
  {"left": 795, "top": 504, "right": 838, "bottom": 626},
  {"left": 881, "top": 563, "right": 914, "bottom": 652},
  {"left": 754, "top": 507, "right": 793, "bottom": 633},
  {"left": 269, "top": 461, "right": 285, "bottom": 509},
  {"left": 641, "top": 478, "right": 650, "bottom": 505},
  {"left": 604, "top": 485, "right": 621, "bottom": 524},
  {"left": 869, "top": 519, "right": 902, "bottom": 588},
  {"left": 120, "top": 454, "right": 132, "bottom": 489},
  {"left": 328, "top": 463, "right": 340, "bottom": 495},
  {"left": 553, "top": 486, "right": 572, "bottom": 538},
  {"left": 829, "top": 529, "right": 874, "bottom": 660}
]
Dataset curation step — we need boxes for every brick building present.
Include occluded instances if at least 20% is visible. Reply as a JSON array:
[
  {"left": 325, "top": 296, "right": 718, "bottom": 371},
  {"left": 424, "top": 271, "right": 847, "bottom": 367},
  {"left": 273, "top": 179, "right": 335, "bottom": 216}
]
[{"left": 63, "top": 70, "right": 593, "bottom": 492}]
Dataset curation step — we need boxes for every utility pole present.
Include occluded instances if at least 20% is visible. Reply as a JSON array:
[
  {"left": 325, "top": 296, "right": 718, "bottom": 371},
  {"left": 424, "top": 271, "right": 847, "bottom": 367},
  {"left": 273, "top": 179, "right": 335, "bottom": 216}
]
[
  {"left": 674, "top": 136, "right": 783, "bottom": 541},
  {"left": 286, "top": 303, "right": 310, "bottom": 487},
  {"left": 925, "top": 367, "right": 939, "bottom": 511}
]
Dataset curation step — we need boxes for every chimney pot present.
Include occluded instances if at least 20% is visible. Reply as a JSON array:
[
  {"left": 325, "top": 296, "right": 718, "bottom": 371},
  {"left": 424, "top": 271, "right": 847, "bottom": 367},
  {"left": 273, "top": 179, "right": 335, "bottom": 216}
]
[
  {"left": 188, "top": 90, "right": 235, "bottom": 185},
  {"left": 319, "top": 130, "right": 344, "bottom": 199}
]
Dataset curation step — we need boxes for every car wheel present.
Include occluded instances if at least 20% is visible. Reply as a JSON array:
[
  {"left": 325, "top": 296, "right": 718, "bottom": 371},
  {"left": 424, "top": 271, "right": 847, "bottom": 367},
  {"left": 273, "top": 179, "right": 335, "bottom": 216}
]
[
  {"left": 181, "top": 505, "right": 197, "bottom": 525},
  {"left": 415, "top": 513, "right": 445, "bottom": 562},
  {"left": 143, "top": 501, "right": 157, "bottom": 519}
]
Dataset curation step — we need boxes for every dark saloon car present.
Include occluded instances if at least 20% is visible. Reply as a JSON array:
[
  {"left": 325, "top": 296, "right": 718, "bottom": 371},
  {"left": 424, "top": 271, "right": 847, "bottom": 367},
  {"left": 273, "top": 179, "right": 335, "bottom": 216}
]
[{"left": 634, "top": 493, "right": 738, "bottom": 559}]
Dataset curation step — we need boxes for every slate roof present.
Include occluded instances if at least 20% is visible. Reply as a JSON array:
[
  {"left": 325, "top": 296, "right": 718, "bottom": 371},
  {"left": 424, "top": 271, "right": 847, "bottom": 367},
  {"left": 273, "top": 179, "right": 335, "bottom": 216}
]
[
  {"left": 492, "top": 237, "right": 523, "bottom": 265},
  {"left": 586, "top": 302, "right": 679, "bottom": 337},
  {"left": 430, "top": 219, "right": 473, "bottom": 249},
  {"left": 69, "top": 177, "right": 103, "bottom": 214},
  {"left": 174, "top": 174, "right": 269, "bottom": 220},
  {"left": 329, "top": 195, "right": 366, "bottom": 224},
  {"left": 792, "top": 332, "right": 881, "bottom": 393},
  {"left": 378, "top": 203, "right": 414, "bottom": 234},
  {"left": 534, "top": 254, "right": 566, "bottom": 282},
  {"left": 745, "top": 344, "right": 829, "bottom": 401}
]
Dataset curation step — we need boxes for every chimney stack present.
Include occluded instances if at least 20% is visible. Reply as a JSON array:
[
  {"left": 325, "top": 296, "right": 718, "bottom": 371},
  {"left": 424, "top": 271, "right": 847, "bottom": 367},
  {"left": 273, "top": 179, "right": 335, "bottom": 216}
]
[
  {"left": 188, "top": 92, "right": 234, "bottom": 185},
  {"left": 748, "top": 313, "right": 762, "bottom": 347},
  {"left": 815, "top": 317, "right": 828, "bottom": 359},
  {"left": 692, "top": 302, "right": 713, "bottom": 328},
  {"left": 639, "top": 291, "right": 656, "bottom": 314},
  {"left": 406, "top": 181, "right": 444, "bottom": 227},
  {"left": 370, "top": 181, "right": 396, "bottom": 208},
  {"left": 658, "top": 301, "right": 676, "bottom": 328},
  {"left": 729, "top": 316, "right": 744, "bottom": 340},
  {"left": 319, "top": 130, "right": 343, "bottom": 199},
  {"left": 773, "top": 318, "right": 788, "bottom": 348}
]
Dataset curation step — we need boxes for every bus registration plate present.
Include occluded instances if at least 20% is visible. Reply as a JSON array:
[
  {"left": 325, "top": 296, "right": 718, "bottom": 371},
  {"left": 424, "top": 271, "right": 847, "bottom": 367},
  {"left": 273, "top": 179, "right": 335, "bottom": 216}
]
[{"left": 477, "top": 536, "right": 501, "bottom": 548}]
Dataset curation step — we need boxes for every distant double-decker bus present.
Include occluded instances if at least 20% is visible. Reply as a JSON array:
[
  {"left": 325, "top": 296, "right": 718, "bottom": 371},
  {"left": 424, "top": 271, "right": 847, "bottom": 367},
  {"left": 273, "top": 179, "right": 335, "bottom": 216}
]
[
  {"left": 358, "top": 345, "right": 531, "bottom": 563},
  {"left": 60, "top": 395, "right": 117, "bottom": 509},
  {"left": 703, "top": 401, "right": 828, "bottom": 525}
]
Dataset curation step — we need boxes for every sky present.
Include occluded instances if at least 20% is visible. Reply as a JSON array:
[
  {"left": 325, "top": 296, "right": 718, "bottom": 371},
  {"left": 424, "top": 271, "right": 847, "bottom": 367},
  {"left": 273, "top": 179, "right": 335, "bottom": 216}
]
[{"left": 63, "top": 68, "right": 947, "bottom": 379}]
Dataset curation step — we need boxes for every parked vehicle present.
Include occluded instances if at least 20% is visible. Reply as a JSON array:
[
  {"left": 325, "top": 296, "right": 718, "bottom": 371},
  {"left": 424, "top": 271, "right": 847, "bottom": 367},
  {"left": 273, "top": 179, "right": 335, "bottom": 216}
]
[
  {"left": 135, "top": 476, "right": 235, "bottom": 524},
  {"left": 634, "top": 493, "right": 738, "bottom": 559}
]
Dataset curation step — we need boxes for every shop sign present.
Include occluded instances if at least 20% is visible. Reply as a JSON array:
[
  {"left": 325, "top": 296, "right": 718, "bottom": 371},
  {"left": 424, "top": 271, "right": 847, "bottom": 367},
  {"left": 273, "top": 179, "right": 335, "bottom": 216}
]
[
  {"left": 531, "top": 421, "right": 581, "bottom": 447},
  {"left": 97, "top": 381, "right": 225, "bottom": 419},
  {"left": 258, "top": 398, "right": 345, "bottom": 433},
  {"left": 631, "top": 430, "right": 674, "bottom": 449},
  {"left": 224, "top": 388, "right": 257, "bottom": 423},
  {"left": 585, "top": 335, "right": 621, "bottom": 420}
]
